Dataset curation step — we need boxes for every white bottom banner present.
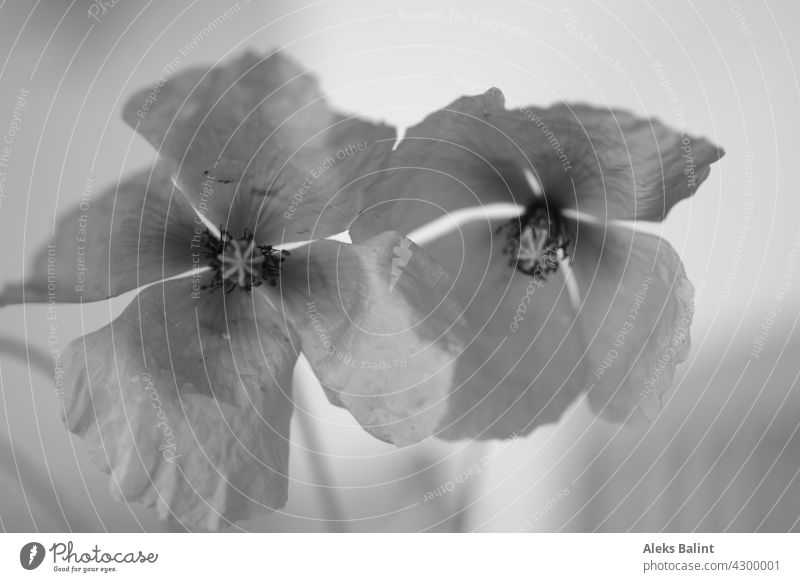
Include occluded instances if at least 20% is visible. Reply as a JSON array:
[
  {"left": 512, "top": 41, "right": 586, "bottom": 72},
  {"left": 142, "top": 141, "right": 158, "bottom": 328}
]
[{"left": 1, "top": 533, "right": 797, "bottom": 580}]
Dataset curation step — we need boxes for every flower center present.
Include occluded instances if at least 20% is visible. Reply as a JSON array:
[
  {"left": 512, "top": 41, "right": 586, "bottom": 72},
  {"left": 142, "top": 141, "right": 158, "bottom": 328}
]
[
  {"left": 498, "top": 204, "right": 572, "bottom": 278},
  {"left": 201, "top": 228, "right": 289, "bottom": 293}
]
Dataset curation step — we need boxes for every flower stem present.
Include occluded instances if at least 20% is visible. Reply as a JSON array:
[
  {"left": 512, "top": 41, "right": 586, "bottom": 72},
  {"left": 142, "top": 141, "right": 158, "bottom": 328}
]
[
  {"left": 0, "top": 337, "right": 53, "bottom": 378},
  {"left": 450, "top": 443, "right": 487, "bottom": 532},
  {"left": 294, "top": 376, "right": 347, "bottom": 532},
  {"left": 0, "top": 337, "right": 94, "bottom": 530}
]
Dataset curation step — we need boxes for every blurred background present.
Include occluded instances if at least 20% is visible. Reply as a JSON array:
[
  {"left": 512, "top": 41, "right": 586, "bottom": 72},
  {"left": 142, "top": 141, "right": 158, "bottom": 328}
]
[{"left": 0, "top": 0, "right": 797, "bottom": 532}]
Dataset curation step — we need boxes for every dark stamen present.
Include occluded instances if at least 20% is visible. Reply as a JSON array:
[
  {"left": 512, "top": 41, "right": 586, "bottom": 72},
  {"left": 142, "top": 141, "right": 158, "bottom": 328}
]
[
  {"left": 498, "top": 205, "right": 572, "bottom": 279},
  {"left": 200, "top": 227, "right": 289, "bottom": 294}
]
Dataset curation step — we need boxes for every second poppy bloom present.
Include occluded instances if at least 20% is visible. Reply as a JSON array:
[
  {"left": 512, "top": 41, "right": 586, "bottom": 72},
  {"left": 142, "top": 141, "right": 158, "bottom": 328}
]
[{"left": 354, "top": 88, "right": 724, "bottom": 439}]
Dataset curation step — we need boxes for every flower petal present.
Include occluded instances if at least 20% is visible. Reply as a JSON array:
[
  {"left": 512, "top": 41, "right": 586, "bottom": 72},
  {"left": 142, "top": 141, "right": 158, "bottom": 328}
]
[
  {"left": 257, "top": 116, "right": 395, "bottom": 243},
  {"left": 570, "top": 220, "right": 694, "bottom": 424},
  {"left": 124, "top": 50, "right": 394, "bottom": 243},
  {"left": 123, "top": 51, "right": 309, "bottom": 227},
  {"left": 414, "top": 219, "right": 588, "bottom": 440},
  {"left": 62, "top": 277, "right": 297, "bottom": 529},
  {"left": 530, "top": 103, "right": 724, "bottom": 220},
  {"left": 125, "top": 50, "right": 333, "bottom": 161},
  {"left": 280, "top": 231, "right": 466, "bottom": 446},
  {"left": 354, "top": 92, "right": 723, "bottom": 238},
  {"left": 351, "top": 89, "right": 514, "bottom": 240},
  {"left": 1, "top": 164, "right": 196, "bottom": 305}
]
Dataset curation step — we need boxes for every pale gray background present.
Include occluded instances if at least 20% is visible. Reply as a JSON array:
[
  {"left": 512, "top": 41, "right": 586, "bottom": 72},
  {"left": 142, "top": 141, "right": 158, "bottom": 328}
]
[{"left": 0, "top": 0, "right": 797, "bottom": 531}]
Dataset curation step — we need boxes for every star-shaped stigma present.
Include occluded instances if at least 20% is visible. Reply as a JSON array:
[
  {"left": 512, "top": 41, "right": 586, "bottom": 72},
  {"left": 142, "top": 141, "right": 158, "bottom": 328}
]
[
  {"left": 498, "top": 205, "right": 571, "bottom": 279},
  {"left": 202, "top": 228, "right": 289, "bottom": 293}
]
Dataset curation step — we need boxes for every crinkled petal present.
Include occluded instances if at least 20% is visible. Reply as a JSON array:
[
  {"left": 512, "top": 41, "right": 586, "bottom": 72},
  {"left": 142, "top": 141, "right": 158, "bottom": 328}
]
[
  {"left": 257, "top": 116, "right": 395, "bottom": 243},
  {"left": 281, "top": 231, "right": 466, "bottom": 446},
  {"left": 353, "top": 91, "right": 723, "bottom": 239},
  {"left": 351, "top": 89, "right": 512, "bottom": 240},
  {"left": 125, "top": 51, "right": 329, "bottom": 158},
  {"left": 124, "top": 50, "right": 394, "bottom": 243},
  {"left": 62, "top": 277, "right": 297, "bottom": 529},
  {"left": 1, "top": 163, "right": 196, "bottom": 305},
  {"left": 123, "top": 51, "right": 314, "bottom": 229},
  {"left": 408, "top": 217, "right": 588, "bottom": 440},
  {"left": 528, "top": 103, "right": 724, "bottom": 220},
  {"left": 570, "top": 220, "right": 694, "bottom": 424}
]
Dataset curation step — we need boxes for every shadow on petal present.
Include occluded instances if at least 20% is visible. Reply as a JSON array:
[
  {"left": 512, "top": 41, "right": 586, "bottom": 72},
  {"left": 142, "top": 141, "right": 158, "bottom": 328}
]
[
  {"left": 571, "top": 220, "right": 694, "bottom": 425},
  {"left": 282, "top": 231, "right": 467, "bottom": 446},
  {"left": 416, "top": 218, "right": 588, "bottom": 440}
]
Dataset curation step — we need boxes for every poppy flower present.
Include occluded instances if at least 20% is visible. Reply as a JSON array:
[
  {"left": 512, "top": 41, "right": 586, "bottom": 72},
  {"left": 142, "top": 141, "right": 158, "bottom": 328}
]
[
  {"left": 352, "top": 88, "right": 723, "bottom": 440},
  {"left": 1, "top": 52, "right": 465, "bottom": 529}
]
